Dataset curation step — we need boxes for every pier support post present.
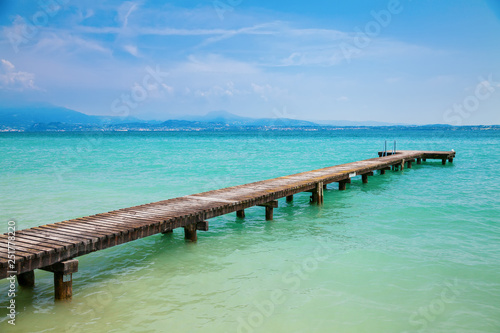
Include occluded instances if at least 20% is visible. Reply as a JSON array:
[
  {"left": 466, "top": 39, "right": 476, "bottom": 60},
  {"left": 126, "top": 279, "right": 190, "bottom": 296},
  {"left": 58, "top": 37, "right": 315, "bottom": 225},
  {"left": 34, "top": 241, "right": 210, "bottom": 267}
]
[
  {"left": 339, "top": 180, "right": 347, "bottom": 191},
  {"left": 448, "top": 157, "right": 454, "bottom": 163},
  {"left": 183, "top": 221, "right": 209, "bottom": 241},
  {"left": 17, "top": 271, "right": 35, "bottom": 288},
  {"left": 42, "top": 259, "right": 79, "bottom": 301},
  {"left": 237, "top": 210, "right": 245, "bottom": 218},
  {"left": 442, "top": 159, "right": 446, "bottom": 165},
  {"left": 423, "top": 158, "right": 427, "bottom": 162},
  {"left": 417, "top": 158, "right": 422, "bottom": 165},
  {"left": 407, "top": 160, "right": 413, "bottom": 169},
  {"left": 310, "top": 182, "right": 324, "bottom": 204},
  {"left": 400, "top": 159, "right": 405, "bottom": 170},
  {"left": 265, "top": 206, "right": 273, "bottom": 220},
  {"left": 361, "top": 172, "right": 373, "bottom": 184},
  {"left": 323, "top": 184, "right": 327, "bottom": 190},
  {"left": 286, "top": 195, "right": 293, "bottom": 202},
  {"left": 258, "top": 201, "right": 278, "bottom": 220},
  {"left": 184, "top": 223, "right": 197, "bottom": 241},
  {"left": 380, "top": 167, "right": 390, "bottom": 175}
]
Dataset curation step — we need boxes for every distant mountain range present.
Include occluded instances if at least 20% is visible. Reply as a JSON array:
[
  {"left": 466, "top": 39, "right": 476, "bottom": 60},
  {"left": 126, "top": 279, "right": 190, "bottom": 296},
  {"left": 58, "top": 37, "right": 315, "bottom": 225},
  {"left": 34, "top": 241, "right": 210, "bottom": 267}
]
[
  {"left": 174, "top": 110, "right": 318, "bottom": 127},
  {"left": 0, "top": 106, "right": 153, "bottom": 129},
  {"left": 0, "top": 106, "right": 496, "bottom": 132}
]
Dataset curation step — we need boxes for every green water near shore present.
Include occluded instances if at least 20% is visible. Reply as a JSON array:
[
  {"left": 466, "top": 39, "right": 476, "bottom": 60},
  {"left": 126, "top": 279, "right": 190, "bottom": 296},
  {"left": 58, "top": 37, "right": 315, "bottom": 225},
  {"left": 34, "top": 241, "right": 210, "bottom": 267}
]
[{"left": 0, "top": 129, "right": 499, "bottom": 332}]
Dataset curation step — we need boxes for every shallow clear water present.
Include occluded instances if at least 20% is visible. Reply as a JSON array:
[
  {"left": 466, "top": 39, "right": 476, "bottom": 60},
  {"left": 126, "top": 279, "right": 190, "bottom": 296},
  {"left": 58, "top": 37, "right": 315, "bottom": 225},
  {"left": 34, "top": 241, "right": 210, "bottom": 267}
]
[{"left": 0, "top": 129, "right": 499, "bottom": 333}]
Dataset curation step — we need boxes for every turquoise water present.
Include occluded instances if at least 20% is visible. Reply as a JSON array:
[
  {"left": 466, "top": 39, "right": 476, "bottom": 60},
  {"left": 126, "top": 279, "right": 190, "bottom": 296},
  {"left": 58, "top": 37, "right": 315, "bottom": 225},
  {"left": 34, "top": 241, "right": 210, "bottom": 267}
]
[{"left": 0, "top": 129, "right": 499, "bottom": 333}]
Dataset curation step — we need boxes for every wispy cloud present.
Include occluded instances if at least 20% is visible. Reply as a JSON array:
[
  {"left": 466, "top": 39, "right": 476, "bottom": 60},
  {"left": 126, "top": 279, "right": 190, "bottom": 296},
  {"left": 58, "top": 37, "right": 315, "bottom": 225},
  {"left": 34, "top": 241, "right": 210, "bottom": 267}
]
[
  {"left": 118, "top": 2, "right": 140, "bottom": 28},
  {"left": 0, "top": 59, "right": 38, "bottom": 91}
]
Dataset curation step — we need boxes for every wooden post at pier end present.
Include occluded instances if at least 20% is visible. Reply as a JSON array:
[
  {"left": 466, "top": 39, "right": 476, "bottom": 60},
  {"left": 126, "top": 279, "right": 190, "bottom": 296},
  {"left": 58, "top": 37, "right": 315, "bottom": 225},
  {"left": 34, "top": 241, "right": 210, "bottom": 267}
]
[
  {"left": 237, "top": 210, "right": 245, "bottom": 218},
  {"left": 448, "top": 157, "right": 454, "bottom": 163},
  {"left": 442, "top": 159, "right": 447, "bottom": 165},
  {"left": 41, "top": 259, "right": 79, "bottom": 301},
  {"left": 17, "top": 271, "right": 35, "bottom": 288},
  {"left": 417, "top": 158, "right": 422, "bottom": 165},
  {"left": 258, "top": 201, "right": 278, "bottom": 220},
  {"left": 286, "top": 195, "right": 293, "bottom": 202}
]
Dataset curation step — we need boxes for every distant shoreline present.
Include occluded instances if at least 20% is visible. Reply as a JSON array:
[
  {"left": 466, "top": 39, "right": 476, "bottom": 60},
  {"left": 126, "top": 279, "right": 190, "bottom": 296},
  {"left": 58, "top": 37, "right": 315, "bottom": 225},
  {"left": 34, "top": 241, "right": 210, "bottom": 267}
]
[{"left": 1, "top": 124, "right": 499, "bottom": 133}]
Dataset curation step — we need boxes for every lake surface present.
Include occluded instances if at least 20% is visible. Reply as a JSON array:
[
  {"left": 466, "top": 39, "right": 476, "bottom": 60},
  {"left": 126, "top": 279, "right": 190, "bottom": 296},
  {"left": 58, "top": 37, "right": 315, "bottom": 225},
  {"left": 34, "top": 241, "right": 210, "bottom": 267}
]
[{"left": 0, "top": 129, "right": 499, "bottom": 332}]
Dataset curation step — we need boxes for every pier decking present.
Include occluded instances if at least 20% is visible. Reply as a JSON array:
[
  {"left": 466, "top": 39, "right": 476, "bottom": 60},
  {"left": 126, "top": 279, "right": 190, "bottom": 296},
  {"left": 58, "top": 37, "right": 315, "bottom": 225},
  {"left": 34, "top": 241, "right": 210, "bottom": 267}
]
[{"left": 1, "top": 150, "right": 455, "bottom": 299}]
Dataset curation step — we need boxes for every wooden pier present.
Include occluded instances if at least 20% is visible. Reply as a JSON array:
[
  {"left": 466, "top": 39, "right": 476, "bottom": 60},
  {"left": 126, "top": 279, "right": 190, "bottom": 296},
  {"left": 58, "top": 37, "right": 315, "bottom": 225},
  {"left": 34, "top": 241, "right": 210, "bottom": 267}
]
[{"left": 0, "top": 150, "right": 455, "bottom": 300}]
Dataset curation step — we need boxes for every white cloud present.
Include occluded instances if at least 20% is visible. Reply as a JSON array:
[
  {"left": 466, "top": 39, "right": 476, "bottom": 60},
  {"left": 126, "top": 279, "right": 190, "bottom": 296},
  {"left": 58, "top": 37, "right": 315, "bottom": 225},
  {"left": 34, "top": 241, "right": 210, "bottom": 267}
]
[
  {"left": 251, "top": 83, "right": 287, "bottom": 101},
  {"left": 0, "top": 59, "right": 38, "bottom": 91},
  {"left": 336, "top": 96, "right": 349, "bottom": 101},
  {"left": 33, "top": 33, "right": 112, "bottom": 55},
  {"left": 123, "top": 44, "right": 139, "bottom": 56},
  {"left": 194, "top": 81, "right": 244, "bottom": 98},
  {"left": 178, "top": 54, "right": 258, "bottom": 74},
  {"left": 118, "top": 2, "right": 140, "bottom": 28}
]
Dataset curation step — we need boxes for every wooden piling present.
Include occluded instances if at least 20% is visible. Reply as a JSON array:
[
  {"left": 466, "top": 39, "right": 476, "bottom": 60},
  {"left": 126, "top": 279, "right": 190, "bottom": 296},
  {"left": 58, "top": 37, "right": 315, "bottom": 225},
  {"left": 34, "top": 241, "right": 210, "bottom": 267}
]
[
  {"left": 339, "top": 180, "right": 347, "bottom": 191},
  {"left": 286, "top": 195, "right": 293, "bottom": 202},
  {"left": 310, "top": 182, "right": 324, "bottom": 204},
  {"left": 442, "top": 159, "right": 446, "bottom": 165},
  {"left": 417, "top": 158, "right": 422, "bottom": 165},
  {"left": 265, "top": 206, "right": 273, "bottom": 220},
  {"left": 184, "top": 223, "right": 197, "bottom": 242},
  {"left": 237, "top": 210, "right": 245, "bottom": 218},
  {"left": 408, "top": 160, "right": 413, "bottom": 169},
  {"left": 361, "top": 172, "right": 373, "bottom": 184},
  {"left": 258, "top": 201, "right": 278, "bottom": 220},
  {"left": 380, "top": 167, "right": 390, "bottom": 175},
  {"left": 42, "top": 260, "right": 78, "bottom": 301},
  {"left": 17, "top": 271, "right": 35, "bottom": 288},
  {"left": 362, "top": 174, "right": 368, "bottom": 183},
  {"left": 448, "top": 157, "right": 454, "bottom": 163}
]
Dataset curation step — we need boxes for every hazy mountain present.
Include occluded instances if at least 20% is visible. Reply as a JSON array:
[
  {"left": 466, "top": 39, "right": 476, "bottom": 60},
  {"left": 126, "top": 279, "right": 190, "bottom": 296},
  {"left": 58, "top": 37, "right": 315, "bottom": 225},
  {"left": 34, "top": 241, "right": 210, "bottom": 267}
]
[
  {"left": 0, "top": 106, "right": 147, "bottom": 129},
  {"left": 176, "top": 110, "right": 249, "bottom": 123},
  {"left": 314, "top": 120, "right": 407, "bottom": 126},
  {"left": 0, "top": 106, "right": 444, "bottom": 131},
  {"left": 176, "top": 110, "right": 318, "bottom": 126}
]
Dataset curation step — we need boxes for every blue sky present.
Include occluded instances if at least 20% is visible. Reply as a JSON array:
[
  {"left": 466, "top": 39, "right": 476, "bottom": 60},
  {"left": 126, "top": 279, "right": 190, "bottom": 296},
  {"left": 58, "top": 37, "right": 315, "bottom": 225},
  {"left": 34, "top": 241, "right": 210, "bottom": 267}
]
[{"left": 0, "top": 0, "right": 499, "bottom": 124}]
